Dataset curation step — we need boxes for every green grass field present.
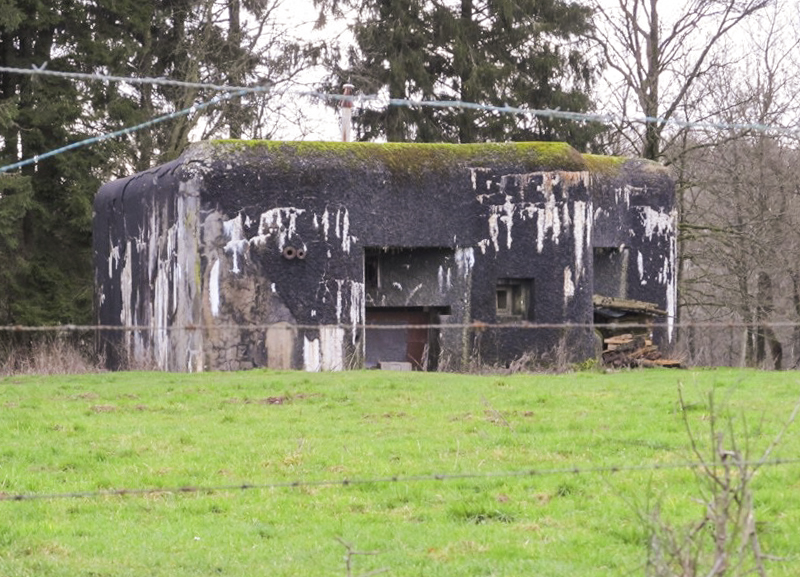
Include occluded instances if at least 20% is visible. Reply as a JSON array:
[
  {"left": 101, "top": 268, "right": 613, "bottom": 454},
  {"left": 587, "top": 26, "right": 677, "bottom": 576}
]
[{"left": 2, "top": 368, "right": 800, "bottom": 576}]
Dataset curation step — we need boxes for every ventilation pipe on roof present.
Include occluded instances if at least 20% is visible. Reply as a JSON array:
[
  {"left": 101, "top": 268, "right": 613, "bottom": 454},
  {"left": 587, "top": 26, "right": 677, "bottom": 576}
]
[{"left": 340, "top": 83, "right": 354, "bottom": 142}]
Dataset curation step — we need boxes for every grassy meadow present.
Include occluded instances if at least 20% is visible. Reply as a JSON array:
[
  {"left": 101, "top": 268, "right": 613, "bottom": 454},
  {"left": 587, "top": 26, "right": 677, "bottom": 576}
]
[{"left": 1, "top": 368, "right": 800, "bottom": 576}]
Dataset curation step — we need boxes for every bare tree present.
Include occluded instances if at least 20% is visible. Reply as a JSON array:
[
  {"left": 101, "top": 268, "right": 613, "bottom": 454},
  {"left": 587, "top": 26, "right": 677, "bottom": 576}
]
[
  {"left": 678, "top": 0, "right": 800, "bottom": 366},
  {"left": 589, "top": 0, "right": 772, "bottom": 162}
]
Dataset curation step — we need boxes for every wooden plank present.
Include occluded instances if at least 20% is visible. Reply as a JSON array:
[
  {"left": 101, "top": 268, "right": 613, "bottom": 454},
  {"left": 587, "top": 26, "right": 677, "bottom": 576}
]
[
  {"left": 604, "top": 334, "right": 634, "bottom": 344},
  {"left": 593, "top": 295, "right": 667, "bottom": 316},
  {"left": 635, "top": 358, "right": 683, "bottom": 368}
]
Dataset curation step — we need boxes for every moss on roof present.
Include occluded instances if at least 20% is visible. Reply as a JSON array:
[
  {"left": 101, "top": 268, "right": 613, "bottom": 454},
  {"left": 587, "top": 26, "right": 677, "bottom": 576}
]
[
  {"left": 194, "top": 140, "right": 590, "bottom": 175},
  {"left": 581, "top": 153, "right": 628, "bottom": 175}
]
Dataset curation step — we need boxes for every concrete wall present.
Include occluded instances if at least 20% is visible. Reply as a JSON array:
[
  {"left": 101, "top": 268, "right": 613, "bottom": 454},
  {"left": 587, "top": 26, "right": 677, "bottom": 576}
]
[
  {"left": 590, "top": 158, "right": 677, "bottom": 343},
  {"left": 94, "top": 141, "right": 675, "bottom": 371}
]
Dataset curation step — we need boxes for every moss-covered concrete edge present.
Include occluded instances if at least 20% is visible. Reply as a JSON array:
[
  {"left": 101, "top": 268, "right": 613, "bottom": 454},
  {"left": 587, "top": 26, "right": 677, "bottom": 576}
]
[
  {"left": 581, "top": 153, "right": 628, "bottom": 175},
  {"left": 186, "top": 140, "right": 592, "bottom": 174},
  {"left": 582, "top": 153, "right": 673, "bottom": 181}
]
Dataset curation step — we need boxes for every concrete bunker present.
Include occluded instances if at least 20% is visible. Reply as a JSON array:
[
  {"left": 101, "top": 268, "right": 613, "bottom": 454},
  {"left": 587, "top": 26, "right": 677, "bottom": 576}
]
[{"left": 93, "top": 141, "right": 676, "bottom": 372}]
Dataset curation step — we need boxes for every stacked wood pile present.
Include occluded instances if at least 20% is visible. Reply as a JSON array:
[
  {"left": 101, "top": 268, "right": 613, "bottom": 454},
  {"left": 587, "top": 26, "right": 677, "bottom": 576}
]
[
  {"left": 601, "top": 333, "right": 682, "bottom": 368},
  {"left": 593, "top": 295, "right": 683, "bottom": 368}
]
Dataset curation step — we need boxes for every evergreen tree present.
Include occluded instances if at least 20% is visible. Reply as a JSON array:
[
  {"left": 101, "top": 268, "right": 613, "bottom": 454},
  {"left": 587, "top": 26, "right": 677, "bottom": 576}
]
[
  {"left": 0, "top": 0, "right": 318, "bottom": 325},
  {"left": 0, "top": 0, "right": 97, "bottom": 324},
  {"left": 330, "top": 0, "right": 602, "bottom": 147}
]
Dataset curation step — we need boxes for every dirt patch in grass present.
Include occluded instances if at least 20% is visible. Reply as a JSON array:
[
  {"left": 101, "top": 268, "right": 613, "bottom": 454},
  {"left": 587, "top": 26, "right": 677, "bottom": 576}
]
[
  {"left": 224, "top": 393, "right": 321, "bottom": 406},
  {"left": 90, "top": 404, "right": 116, "bottom": 413}
]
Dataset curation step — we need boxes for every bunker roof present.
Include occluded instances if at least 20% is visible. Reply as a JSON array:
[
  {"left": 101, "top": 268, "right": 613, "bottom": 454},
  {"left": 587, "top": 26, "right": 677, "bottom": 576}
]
[{"left": 183, "top": 140, "right": 640, "bottom": 177}]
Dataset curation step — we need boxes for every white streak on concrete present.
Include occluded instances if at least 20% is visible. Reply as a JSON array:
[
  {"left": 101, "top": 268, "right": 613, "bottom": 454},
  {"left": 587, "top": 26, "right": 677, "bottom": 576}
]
[
  {"left": 335, "top": 279, "right": 344, "bottom": 323},
  {"left": 223, "top": 214, "right": 247, "bottom": 274},
  {"left": 148, "top": 211, "right": 158, "bottom": 281},
  {"left": 499, "top": 199, "right": 515, "bottom": 249},
  {"left": 153, "top": 260, "right": 169, "bottom": 369},
  {"left": 108, "top": 242, "right": 120, "bottom": 278},
  {"left": 322, "top": 209, "right": 330, "bottom": 241},
  {"left": 173, "top": 263, "right": 180, "bottom": 315},
  {"left": 573, "top": 201, "right": 587, "bottom": 281},
  {"left": 545, "top": 177, "right": 560, "bottom": 246},
  {"left": 638, "top": 251, "right": 646, "bottom": 285},
  {"left": 392, "top": 282, "right": 403, "bottom": 290},
  {"left": 303, "top": 336, "right": 321, "bottom": 372},
  {"left": 639, "top": 206, "right": 674, "bottom": 240},
  {"left": 438, "top": 266, "right": 445, "bottom": 292},
  {"left": 617, "top": 184, "right": 644, "bottom": 208},
  {"left": 564, "top": 267, "right": 575, "bottom": 305},
  {"left": 455, "top": 247, "right": 475, "bottom": 279},
  {"left": 253, "top": 207, "right": 305, "bottom": 250},
  {"left": 657, "top": 256, "right": 669, "bottom": 285},
  {"left": 536, "top": 208, "right": 547, "bottom": 254},
  {"left": 480, "top": 171, "right": 588, "bottom": 254},
  {"left": 469, "top": 167, "right": 490, "bottom": 191},
  {"left": 350, "top": 281, "right": 364, "bottom": 343},
  {"left": 209, "top": 259, "right": 221, "bottom": 317},
  {"left": 488, "top": 213, "right": 500, "bottom": 252},
  {"left": 341, "top": 209, "right": 351, "bottom": 254},
  {"left": 637, "top": 207, "right": 677, "bottom": 341},
  {"left": 562, "top": 203, "right": 571, "bottom": 231},
  {"left": 586, "top": 201, "right": 593, "bottom": 253},
  {"left": 120, "top": 242, "right": 133, "bottom": 329},
  {"left": 667, "top": 227, "right": 677, "bottom": 342},
  {"left": 533, "top": 173, "right": 564, "bottom": 253}
]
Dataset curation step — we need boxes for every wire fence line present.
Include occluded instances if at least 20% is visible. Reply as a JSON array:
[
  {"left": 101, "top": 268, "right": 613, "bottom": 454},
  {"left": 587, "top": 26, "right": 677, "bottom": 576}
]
[
  {"left": 0, "top": 65, "right": 275, "bottom": 93},
  {"left": 2, "top": 64, "right": 800, "bottom": 175},
  {"left": 2, "top": 64, "right": 799, "bottom": 138},
  {"left": 3, "top": 457, "right": 799, "bottom": 503},
  {"left": 1, "top": 320, "right": 800, "bottom": 333},
  {"left": 0, "top": 88, "right": 254, "bottom": 174}
]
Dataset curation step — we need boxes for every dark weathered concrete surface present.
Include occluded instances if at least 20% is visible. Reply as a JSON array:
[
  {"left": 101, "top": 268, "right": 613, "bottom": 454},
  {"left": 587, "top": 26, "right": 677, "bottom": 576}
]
[{"left": 94, "top": 141, "right": 675, "bottom": 371}]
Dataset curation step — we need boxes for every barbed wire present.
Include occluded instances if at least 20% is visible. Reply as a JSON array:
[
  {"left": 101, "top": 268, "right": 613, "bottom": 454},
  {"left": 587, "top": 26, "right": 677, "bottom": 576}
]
[
  {"left": 1, "top": 65, "right": 799, "bottom": 175},
  {"left": 0, "top": 65, "right": 274, "bottom": 93},
  {"left": 0, "top": 88, "right": 255, "bottom": 174},
  {"left": 3, "top": 64, "right": 799, "bottom": 138},
  {"left": 3, "top": 457, "right": 798, "bottom": 502},
  {"left": 0, "top": 320, "right": 798, "bottom": 333}
]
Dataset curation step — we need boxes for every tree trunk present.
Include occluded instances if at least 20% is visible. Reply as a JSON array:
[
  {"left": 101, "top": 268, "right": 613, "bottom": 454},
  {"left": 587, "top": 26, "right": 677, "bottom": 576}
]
[
  {"left": 228, "top": 0, "right": 243, "bottom": 139},
  {"left": 641, "top": 0, "right": 660, "bottom": 160},
  {"left": 456, "top": 0, "right": 476, "bottom": 143}
]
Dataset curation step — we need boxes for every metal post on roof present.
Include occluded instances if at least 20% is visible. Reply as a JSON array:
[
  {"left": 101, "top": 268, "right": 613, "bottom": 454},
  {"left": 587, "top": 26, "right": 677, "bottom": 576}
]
[{"left": 340, "top": 83, "right": 354, "bottom": 142}]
